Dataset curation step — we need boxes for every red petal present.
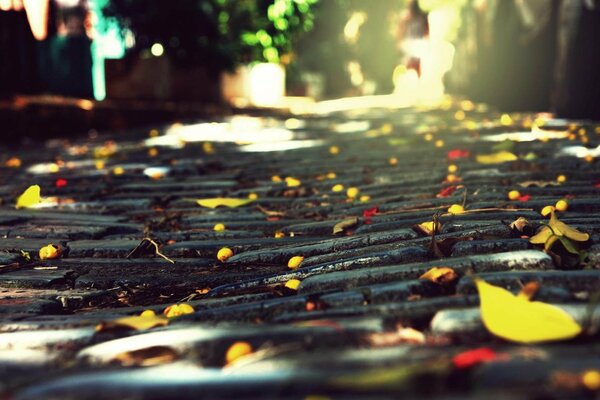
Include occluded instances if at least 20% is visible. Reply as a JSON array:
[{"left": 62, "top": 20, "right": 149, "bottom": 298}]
[
  {"left": 362, "top": 207, "right": 378, "bottom": 224},
  {"left": 437, "top": 185, "right": 457, "bottom": 198},
  {"left": 518, "top": 194, "right": 531, "bottom": 202},
  {"left": 447, "top": 149, "right": 470, "bottom": 160},
  {"left": 452, "top": 347, "right": 498, "bottom": 369},
  {"left": 595, "top": 182, "right": 600, "bottom": 189},
  {"left": 55, "top": 178, "right": 68, "bottom": 188}
]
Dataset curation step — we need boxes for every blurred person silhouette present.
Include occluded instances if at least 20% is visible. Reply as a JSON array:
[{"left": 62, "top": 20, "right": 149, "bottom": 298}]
[
  {"left": 39, "top": 1, "right": 93, "bottom": 98},
  {"left": 396, "top": 0, "right": 429, "bottom": 78}
]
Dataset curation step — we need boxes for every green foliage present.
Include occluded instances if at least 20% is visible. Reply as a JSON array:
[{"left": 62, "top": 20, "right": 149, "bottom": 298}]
[{"left": 103, "top": 0, "right": 317, "bottom": 72}]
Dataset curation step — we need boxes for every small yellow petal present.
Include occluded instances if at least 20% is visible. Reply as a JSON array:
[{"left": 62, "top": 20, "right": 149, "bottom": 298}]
[
  {"left": 555, "top": 199, "right": 568, "bottom": 212},
  {"left": 163, "top": 303, "right": 195, "bottom": 318},
  {"left": 213, "top": 223, "right": 226, "bottom": 232},
  {"left": 346, "top": 187, "right": 360, "bottom": 199},
  {"left": 582, "top": 370, "right": 600, "bottom": 391},
  {"left": 332, "top": 184, "right": 344, "bottom": 192},
  {"left": 217, "top": 247, "right": 234, "bottom": 262},
  {"left": 285, "top": 177, "right": 301, "bottom": 187},
  {"left": 225, "top": 341, "right": 253, "bottom": 364},
  {"left": 39, "top": 244, "right": 62, "bottom": 260},
  {"left": 288, "top": 256, "right": 304, "bottom": 269},
  {"left": 113, "top": 166, "right": 125, "bottom": 175},
  {"left": 448, "top": 204, "right": 465, "bottom": 215},
  {"left": 329, "top": 146, "right": 339, "bottom": 155},
  {"left": 541, "top": 205, "right": 555, "bottom": 216},
  {"left": 284, "top": 279, "right": 302, "bottom": 290},
  {"left": 556, "top": 174, "right": 566, "bottom": 183},
  {"left": 508, "top": 190, "right": 520, "bottom": 201}
]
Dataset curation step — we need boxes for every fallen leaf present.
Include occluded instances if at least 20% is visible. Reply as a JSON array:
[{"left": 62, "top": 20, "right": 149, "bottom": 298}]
[
  {"left": 285, "top": 177, "right": 301, "bottom": 187},
  {"left": 366, "top": 327, "right": 425, "bottom": 346},
  {"left": 225, "top": 341, "right": 253, "bottom": 364},
  {"left": 474, "top": 278, "right": 582, "bottom": 343},
  {"left": 518, "top": 180, "right": 560, "bottom": 188},
  {"left": 163, "top": 303, "right": 195, "bottom": 318},
  {"left": 509, "top": 217, "right": 530, "bottom": 232},
  {"left": 96, "top": 314, "right": 169, "bottom": 332},
  {"left": 492, "top": 139, "right": 515, "bottom": 152},
  {"left": 39, "top": 244, "right": 62, "bottom": 260},
  {"left": 419, "top": 267, "right": 458, "bottom": 284},
  {"left": 549, "top": 212, "right": 589, "bottom": 242},
  {"left": 436, "top": 185, "right": 457, "bottom": 198},
  {"left": 362, "top": 207, "right": 378, "bottom": 224},
  {"left": 55, "top": 178, "right": 68, "bottom": 188},
  {"left": 333, "top": 217, "right": 358, "bottom": 234},
  {"left": 284, "top": 279, "right": 301, "bottom": 291},
  {"left": 413, "top": 221, "right": 441, "bottom": 236},
  {"left": 530, "top": 211, "right": 589, "bottom": 255},
  {"left": 16, "top": 185, "right": 41, "bottom": 209},
  {"left": 447, "top": 149, "right": 470, "bottom": 160},
  {"left": 217, "top": 247, "right": 234, "bottom": 262},
  {"left": 476, "top": 151, "right": 518, "bottom": 164},
  {"left": 288, "top": 256, "right": 304, "bottom": 269},
  {"left": 114, "top": 346, "right": 179, "bottom": 367},
  {"left": 447, "top": 204, "right": 465, "bottom": 214},
  {"left": 518, "top": 194, "right": 532, "bottom": 202},
  {"left": 452, "top": 347, "right": 503, "bottom": 369},
  {"left": 196, "top": 198, "right": 254, "bottom": 208}
]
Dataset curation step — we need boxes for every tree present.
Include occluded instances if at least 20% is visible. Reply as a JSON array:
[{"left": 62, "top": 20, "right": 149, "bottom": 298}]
[{"left": 102, "top": 0, "right": 318, "bottom": 76}]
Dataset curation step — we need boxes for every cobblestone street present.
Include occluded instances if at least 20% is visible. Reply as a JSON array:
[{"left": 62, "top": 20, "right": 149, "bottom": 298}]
[{"left": 1, "top": 101, "right": 600, "bottom": 399}]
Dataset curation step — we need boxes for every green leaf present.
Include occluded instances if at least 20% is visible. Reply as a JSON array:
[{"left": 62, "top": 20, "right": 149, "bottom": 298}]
[{"left": 557, "top": 237, "right": 581, "bottom": 255}]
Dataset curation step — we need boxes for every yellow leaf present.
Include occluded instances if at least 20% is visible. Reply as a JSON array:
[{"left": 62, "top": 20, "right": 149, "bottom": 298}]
[
  {"left": 196, "top": 198, "right": 254, "bottom": 208},
  {"left": 419, "top": 267, "right": 458, "bottom": 284},
  {"left": 549, "top": 212, "right": 589, "bottom": 242},
  {"left": 529, "top": 226, "right": 553, "bottom": 244},
  {"left": 474, "top": 278, "right": 582, "bottom": 343},
  {"left": 16, "top": 185, "right": 41, "bottom": 209},
  {"left": 333, "top": 217, "right": 358, "bottom": 234},
  {"left": 476, "top": 151, "right": 518, "bottom": 164},
  {"left": 96, "top": 314, "right": 169, "bottom": 332}
]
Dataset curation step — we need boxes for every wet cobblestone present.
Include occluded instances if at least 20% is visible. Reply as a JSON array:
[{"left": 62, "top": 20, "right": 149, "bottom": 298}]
[{"left": 1, "top": 104, "right": 600, "bottom": 398}]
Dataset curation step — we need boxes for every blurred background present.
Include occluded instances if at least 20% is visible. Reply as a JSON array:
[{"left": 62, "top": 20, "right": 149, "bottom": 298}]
[{"left": 1, "top": 0, "right": 599, "bottom": 139}]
